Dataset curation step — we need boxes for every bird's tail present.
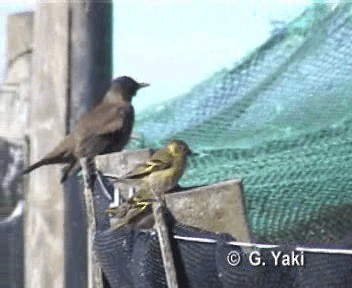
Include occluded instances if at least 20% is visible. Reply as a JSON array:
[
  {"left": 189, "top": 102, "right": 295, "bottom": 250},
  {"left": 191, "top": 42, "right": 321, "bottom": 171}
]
[
  {"left": 22, "top": 150, "right": 70, "bottom": 175},
  {"left": 22, "top": 158, "right": 53, "bottom": 175},
  {"left": 21, "top": 135, "right": 74, "bottom": 176}
]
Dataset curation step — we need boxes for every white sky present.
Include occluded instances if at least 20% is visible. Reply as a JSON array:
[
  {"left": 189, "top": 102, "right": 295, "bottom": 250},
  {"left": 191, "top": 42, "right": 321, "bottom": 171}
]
[
  {"left": 113, "top": 0, "right": 311, "bottom": 111},
  {"left": 0, "top": 0, "right": 312, "bottom": 111}
]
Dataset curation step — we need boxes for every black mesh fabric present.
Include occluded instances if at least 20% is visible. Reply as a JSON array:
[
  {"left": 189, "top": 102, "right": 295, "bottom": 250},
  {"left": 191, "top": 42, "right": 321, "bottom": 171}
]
[
  {"left": 0, "top": 202, "right": 24, "bottom": 288},
  {"left": 94, "top": 224, "right": 352, "bottom": 288},
  {"left": 92, "top": 178, "right": 352, "bottom": 288}
]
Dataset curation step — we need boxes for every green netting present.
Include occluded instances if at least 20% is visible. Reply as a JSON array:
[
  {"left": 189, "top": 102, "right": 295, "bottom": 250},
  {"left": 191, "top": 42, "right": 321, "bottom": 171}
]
[{"left": 131, "top": 3, "right": 352, "bottom": 243}]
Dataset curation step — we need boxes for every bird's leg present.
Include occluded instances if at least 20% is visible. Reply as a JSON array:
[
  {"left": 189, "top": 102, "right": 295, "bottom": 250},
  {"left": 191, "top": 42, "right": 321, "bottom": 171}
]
[
  {"left": 83, "top": 157, "right": 98, "bottom": 189},
  {"left": 135, "top": 201, "right": 151, "bottom": 211},
  {"left": 134, "top": 196, "right": 157, "bottom": 211},
  {"left": 60, "top": 160, "right": 77, "bottom": 183}
]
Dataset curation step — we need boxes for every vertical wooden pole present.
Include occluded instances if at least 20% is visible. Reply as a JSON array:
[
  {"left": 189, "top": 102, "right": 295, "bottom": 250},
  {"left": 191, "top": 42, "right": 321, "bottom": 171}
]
[
  {"left": 152, "top": 200, "right": 179, "bottom": 288},
  {"left": 0, "top": 12, "right": 33, "bottom": 288},
  {"left": 26, "top": 2, "right": 112, "bottom": 288},
  {"left": 26, "top": 3, "right": 69, "bottom": 288},
  {"left": 65, "top": 2, "right": 112, "bottom": 288},
  {"left": 80, "top": 159, "right": 103, "bottom": 288},
  {"left": 0, "top": 11, "right": 33, "bottom": 212}
]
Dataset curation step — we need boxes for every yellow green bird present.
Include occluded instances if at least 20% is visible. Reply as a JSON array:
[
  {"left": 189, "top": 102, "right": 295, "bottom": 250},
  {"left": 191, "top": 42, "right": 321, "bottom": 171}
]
[{"left": 107, "top": 139, "right": 193, "bottom": 228}]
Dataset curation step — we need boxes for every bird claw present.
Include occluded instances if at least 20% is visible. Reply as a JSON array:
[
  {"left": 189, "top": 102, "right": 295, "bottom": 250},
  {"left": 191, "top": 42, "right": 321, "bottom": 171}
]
[
  {"left": 135, "top": 201, "right": 150, "bottom": 211},
  {"left": 86, "top": 172, "right": 96, "bottom": 189}
]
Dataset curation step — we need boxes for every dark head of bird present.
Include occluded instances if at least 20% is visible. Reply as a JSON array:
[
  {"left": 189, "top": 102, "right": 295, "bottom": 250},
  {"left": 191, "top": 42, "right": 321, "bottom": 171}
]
[{"left": 111, "top": 76, "right": 150, "bottom": 101}]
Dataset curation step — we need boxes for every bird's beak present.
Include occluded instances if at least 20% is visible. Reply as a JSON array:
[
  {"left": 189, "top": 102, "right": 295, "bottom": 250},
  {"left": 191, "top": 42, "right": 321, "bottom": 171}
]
[
  {"left": 188, "top": 149, "right": 198, "bottom": 156},
  {"left": 138, "top": 82, "right": 150, "bottom": 89}
]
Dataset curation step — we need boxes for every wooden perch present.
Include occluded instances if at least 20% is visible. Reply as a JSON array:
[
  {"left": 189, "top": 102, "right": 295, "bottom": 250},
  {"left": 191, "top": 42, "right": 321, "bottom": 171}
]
[
  {"left": 152, "top": 199, "right": 179, "bottom": 288},
  {"left": 80, "top": 158, "right": 103, "bottom": 288}
]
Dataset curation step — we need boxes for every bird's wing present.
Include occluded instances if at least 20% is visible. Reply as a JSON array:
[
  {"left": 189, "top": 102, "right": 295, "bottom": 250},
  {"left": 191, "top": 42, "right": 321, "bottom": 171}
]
[
  {"left": 123, "top": 159, "right": 171, "bottom": 179},
  {"left": 96, "top": 105, "right": 134, "bottom": 136},
  {"left": 74, "top": 104, "right": 134, "bottom": 157},
  {"left": 76, "top": 103, "right": 133, "bottom": 137}
]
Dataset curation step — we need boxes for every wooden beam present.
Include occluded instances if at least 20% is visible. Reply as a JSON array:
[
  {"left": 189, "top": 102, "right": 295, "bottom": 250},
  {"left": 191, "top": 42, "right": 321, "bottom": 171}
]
[
  {"left": 80, "top": 158, "right": 103, "bottom": 288},
  {"left": 152, "top": 200, "right": 179, "bottom": 288},
  {"left": 64, "top": 2, "right": 112, "bottom": 288},
  {"left": 26, "top": 3, "right": 69, "bottom": 288}
]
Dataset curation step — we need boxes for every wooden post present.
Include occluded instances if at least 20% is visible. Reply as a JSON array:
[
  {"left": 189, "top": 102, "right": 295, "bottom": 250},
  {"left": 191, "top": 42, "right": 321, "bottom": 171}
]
[
  {"left": 80, "top": 159, "right": 103, "bottom": 288},
  {"left": 26, "top": 2, "right": 112, "bottom": 288},
  {"left": 26, "top": 3, "right": 69, "bottom": 288},
  {"left": 152, "top": 200, "right": 179, "bottom": 288},
  {"left": 0, "top": 12, "right": 33, "bottom": 209},
  {"left": 65, "top": 2, "right": 112, "bottom": 288},
  {"left": 0, "top": 12, "right": 33, "bottom": 288}
]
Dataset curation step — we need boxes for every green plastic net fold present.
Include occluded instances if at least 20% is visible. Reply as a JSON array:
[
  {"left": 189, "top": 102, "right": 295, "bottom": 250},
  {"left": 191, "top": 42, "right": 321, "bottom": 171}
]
[{"left": 132, "top": 3, "right": 352, "bottom": 243}]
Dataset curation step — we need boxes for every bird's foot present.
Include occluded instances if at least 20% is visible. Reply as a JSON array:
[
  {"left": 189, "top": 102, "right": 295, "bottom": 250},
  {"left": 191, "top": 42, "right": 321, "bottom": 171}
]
[
  {"left": 135, "top": 201, "right": 151, "bottom": 211},
  {"left": 86, "top": 172, "right": 96, "bottom": 190},
  {"left": 61, "top": 161, "right": 79, "bottom": 183}
]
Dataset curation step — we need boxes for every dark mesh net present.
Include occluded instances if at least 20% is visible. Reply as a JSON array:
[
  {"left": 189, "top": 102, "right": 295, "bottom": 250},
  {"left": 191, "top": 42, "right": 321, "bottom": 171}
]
[
  {"left": 94, "top": 224, "right": 352, "bottom": 288},
  {"left": 92, "top": 177, "right": 352, "bottom": 288},
  {"left": 0, "top": 203, "right": 24, "bottom": 288}
]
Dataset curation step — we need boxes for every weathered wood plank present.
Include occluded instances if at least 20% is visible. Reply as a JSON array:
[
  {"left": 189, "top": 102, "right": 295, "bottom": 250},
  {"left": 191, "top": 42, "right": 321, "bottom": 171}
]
[
  {"left": 25, "top": 3, "right": 69, "bottom": 288},
  {"left": 0, "top": 11, "right": 33, "bottom": 288},
  {"left": 65, "top": 2, "right": 112, "bottom": 288},
  {"left": 0, "top": 12, "right": 33, "bottom": 210},
  {"left": 152, "top": 200, "right": 179, "bottom": 288},
  {"left": 0, "top": 12, "right": 32, "bottom": 140},
  {"left": 165, "top": 180, "right": 252, "bottom": 244}
]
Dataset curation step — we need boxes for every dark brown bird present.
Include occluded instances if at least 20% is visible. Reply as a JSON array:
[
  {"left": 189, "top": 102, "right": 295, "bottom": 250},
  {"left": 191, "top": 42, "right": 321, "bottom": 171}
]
[{"left": 22, "top": 76, "right": 149, "bottom": 182}]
